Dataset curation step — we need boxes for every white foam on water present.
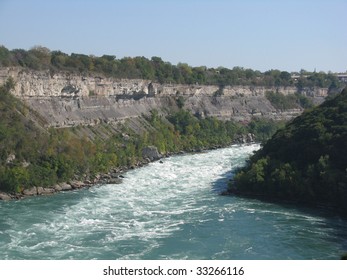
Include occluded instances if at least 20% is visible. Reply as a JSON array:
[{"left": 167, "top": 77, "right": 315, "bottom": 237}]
[{"left": 1, "top": 144, "right": 347, "bottom": 259}]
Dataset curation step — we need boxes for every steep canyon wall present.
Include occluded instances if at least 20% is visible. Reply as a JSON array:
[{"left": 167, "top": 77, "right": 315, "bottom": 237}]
[{"left": 0, "top": 67, "right": 328, "bottom": 127}]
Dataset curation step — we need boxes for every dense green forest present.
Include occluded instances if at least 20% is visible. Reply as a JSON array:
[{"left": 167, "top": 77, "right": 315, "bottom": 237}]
[
  {"left": 0, "top": 79, "right": 282, "bottom": 193},
  {"left": 230, "top": 87, "right": 347, "bottom": 216},
  {"left": 0, "top": 45, "right": 342, "bottom": 88}
]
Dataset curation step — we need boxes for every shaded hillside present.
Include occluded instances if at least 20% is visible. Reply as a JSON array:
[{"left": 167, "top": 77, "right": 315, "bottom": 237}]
[{"left": 229, "top": 87, "right": 347, "bottom": 216}]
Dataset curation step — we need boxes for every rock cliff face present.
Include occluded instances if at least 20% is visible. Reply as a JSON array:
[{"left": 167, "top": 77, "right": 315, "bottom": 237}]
[{"left": 0, "top": 67, "right": 328, "bottom": 127}]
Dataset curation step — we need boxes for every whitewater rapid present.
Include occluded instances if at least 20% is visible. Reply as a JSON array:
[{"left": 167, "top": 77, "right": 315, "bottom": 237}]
[{"left": 0, "top": 144, "right": 346, "bottom": 259}]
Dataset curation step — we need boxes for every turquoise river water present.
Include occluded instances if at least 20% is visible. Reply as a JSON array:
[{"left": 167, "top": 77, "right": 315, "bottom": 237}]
[{"left": 0, "top": 144, "right": 346, "bottom": 259}]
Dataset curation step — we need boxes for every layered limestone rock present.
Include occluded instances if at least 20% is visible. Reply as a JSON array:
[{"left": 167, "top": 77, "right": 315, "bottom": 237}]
[
  {"left": 0, "top": 67, "right": 329, "bottom": 127},
  {"left": 0, "top": 67, "right": 329, "bottom": 98}
]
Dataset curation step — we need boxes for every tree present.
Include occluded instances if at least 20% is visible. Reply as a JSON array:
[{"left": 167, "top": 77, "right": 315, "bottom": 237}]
[{"left": 0, "top": 45, "right": 12, "bottom": 67}]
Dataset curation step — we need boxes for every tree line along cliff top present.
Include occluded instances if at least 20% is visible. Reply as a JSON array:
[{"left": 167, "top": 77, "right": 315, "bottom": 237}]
[{"left": 0, "top": 45, "right": 344, "bottom": 89}]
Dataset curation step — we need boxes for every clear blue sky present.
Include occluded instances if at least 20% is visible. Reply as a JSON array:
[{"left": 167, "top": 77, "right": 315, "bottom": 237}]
[{"left": 0, "top": 0, "right": 346, "bottom": 72}]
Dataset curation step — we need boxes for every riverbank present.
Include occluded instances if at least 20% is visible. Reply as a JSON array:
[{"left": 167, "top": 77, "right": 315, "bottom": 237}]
[
  {"left": 0, "top": 152, "right": 156, "bottom": 201},
  {"left": 0, "top": 141, "right": 251, "bottom": 201}
]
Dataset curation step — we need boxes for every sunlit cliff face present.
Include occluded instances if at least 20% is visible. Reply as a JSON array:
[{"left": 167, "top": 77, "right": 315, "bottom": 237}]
[{"left": 0, "top": 68, "right": 326, "bottom": 128}]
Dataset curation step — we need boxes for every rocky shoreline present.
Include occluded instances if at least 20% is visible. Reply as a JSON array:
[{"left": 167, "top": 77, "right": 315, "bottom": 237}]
[
  {"left": 0, "top": 139, "right": 256, "bottom": 201},
  {"left": 0, "top": 145, "right": 161, "bottom": 201},
  {"left": 0, "top": 169, "right": 127, "bottom": 201}
]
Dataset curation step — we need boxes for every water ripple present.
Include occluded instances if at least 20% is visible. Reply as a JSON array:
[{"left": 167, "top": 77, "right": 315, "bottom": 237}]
[{"left": 1, "top": 144, "right": 347, "bottom": 259}]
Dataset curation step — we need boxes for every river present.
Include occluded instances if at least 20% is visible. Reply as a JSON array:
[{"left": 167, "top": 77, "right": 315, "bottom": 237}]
[{"left": 0, "top": 144, "right": 346, "bottom": 259}]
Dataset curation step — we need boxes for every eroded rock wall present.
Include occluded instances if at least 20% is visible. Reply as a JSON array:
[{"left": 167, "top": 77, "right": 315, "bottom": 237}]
[{"left": 0, "top": 67, "right": 328, "bottom": 127}]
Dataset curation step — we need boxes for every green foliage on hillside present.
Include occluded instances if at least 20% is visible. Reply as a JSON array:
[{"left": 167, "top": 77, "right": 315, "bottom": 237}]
[
  {"left": 0, "top": 45, "right": 342, "bottom": 88},
  {"left": 230, "top": 88, "right": 347, "bottom": 216},
  {"left": 168, "top": 110, "right": 243, "bottom": 149},
  {"left": 247, "top": 118, "right": 285, "bottom": 143},
  {"left": 265, "top": 91, "right": 314, "bottom": 110},
  {"left": 0, "top": 79, "right": 137, "bottom": 192},
  {"left": 0, "top": 79, "right": 283, "bottom": 193}
]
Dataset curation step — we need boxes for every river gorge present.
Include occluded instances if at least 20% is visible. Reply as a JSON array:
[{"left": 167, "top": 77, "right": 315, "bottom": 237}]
[{"left": 1, "top": 145, "right": 346, "bottom": 260}]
